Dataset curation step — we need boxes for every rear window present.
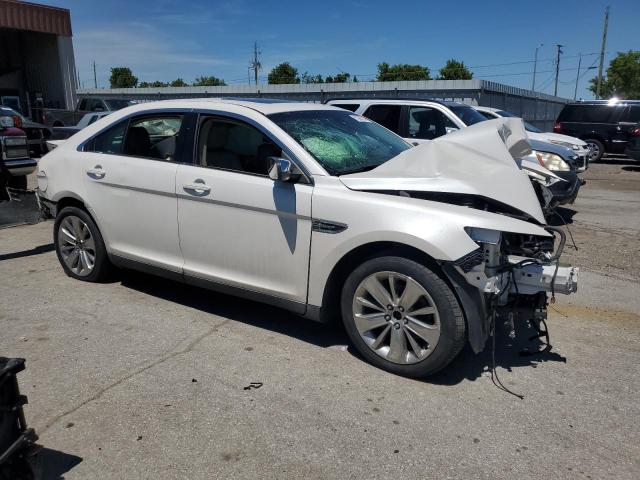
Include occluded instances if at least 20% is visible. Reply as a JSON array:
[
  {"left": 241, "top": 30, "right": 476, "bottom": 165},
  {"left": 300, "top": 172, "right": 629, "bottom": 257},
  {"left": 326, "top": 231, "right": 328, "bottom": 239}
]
[
  {"left": 557, "top": 104, "right": 618, "bottom": 123},
  {"left": 621, "top": 106, "right": 640, "bottom": 123},
  {"left": 331, "top": 103, "right": 360, "bottom": 112}
]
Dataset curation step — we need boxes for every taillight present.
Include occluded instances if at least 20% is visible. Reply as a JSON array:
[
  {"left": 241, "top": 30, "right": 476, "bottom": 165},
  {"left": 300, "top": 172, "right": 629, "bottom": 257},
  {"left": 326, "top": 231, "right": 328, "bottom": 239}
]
[
  {"left": 12, "top": 115, "right": 22, "bottom": 128},
  {"left": 631, "top": 127, "right": 640, "bottom": 137},
  {"left": 553, "top": 122, "right": 562, "bottom": 133}
]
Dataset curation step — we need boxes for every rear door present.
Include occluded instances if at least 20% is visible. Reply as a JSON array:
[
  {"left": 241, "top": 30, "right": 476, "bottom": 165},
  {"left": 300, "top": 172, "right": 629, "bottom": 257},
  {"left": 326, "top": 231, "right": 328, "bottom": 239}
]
[
  {"left": 403, "top": 105, "right": 461, "bottom": 144},
  {"left": 175, "top": 113, "right": 313, "bottom": 307},
  {"left": 81, "top": 112, "right": 188, "bottom": 271}
]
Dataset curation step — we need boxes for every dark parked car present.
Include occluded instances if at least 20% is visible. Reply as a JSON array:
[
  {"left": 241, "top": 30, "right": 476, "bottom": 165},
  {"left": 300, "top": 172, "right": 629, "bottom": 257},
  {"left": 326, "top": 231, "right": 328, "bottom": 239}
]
[
  {"left": 624, "top": 129, "right": 640, "bottom": 160},
  {"left": 554, "top": 100, "right": 640, "bottom": 162},
  {"left": 0, "top": 106, "right": 51, "bottom": 157}
]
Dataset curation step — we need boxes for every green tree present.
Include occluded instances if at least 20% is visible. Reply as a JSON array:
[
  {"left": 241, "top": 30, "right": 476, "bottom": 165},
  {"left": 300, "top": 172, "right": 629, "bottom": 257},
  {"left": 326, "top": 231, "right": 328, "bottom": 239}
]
[
  {"left": 437, "top": 59, "right": 473, "bottom": 80},
  {"left": 170, "top": 78, "right": 188, "bottom": 87},
  {"left": 268, "top": 62, "right": 300, "bottom": 84},
  {"left": 301, "top": 72, "right": 324, "bottom": 84},
  {"left": 588, "top": 50, "right": 640, "bottom": 99},
  {"left": 139, "top": 80, "right": 169, "bottom": 88},
  {"left": 109, "top": 67, "right": 138, "bottom": 88},
  {"left": 376, "top": 62, "right": 431, "bottom": 81},
  {"left": 193, "top": 75, "right": 226, "bottom": 86},
  {"left": 325, "top": 72, "right": 351, "bottom": 83}
]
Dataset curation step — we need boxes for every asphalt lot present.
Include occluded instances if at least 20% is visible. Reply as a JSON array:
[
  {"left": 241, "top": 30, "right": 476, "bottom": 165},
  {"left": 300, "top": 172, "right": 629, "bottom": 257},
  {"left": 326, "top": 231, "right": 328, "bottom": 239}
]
[{"left": 1, "top": 160, "right": 639, "bottom": 479}]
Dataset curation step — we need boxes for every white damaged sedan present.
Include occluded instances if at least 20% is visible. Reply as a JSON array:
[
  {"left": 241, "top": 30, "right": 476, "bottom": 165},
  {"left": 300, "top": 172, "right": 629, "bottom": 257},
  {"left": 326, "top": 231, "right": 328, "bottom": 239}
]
[{"left": 37, "top": 99, "right": 578, "bottom": 377}]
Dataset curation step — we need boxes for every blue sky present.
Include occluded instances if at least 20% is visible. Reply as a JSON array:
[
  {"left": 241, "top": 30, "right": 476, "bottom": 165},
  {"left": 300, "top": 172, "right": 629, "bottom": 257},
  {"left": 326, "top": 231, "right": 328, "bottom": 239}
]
[{"left": 46, "top": 0, "right": 639, "bottom": 99}]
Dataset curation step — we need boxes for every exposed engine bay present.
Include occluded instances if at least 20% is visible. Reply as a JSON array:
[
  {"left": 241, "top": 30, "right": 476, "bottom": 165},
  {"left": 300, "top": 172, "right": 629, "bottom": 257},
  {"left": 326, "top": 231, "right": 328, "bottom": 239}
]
[{"left": 453, "top": 226, "right": 578, "bottom": 355}]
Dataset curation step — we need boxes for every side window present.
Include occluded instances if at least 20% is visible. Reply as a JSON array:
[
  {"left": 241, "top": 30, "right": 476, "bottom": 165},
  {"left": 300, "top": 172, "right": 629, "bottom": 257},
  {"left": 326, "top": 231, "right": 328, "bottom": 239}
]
[
  {"left": 363, "top": 105, "right": 402, "bottom": 133},
  {"left": 78, "top": 99, "right": 88, "bottom": 111},
  {"left": 88, "top": 99, "right": 105, "bottom": 112},
  {"left": 332, "top": 103, "right": 360, "bottom": 112},
  {"left": 86, "top": 120, "right": 127, "bottom": 154},
  {"left": 478, "top": 111, "right": 496, "bottom": 120},
  {"left": 122, "top": 115, "right": 183, "bottom": 160},
  {"left": 407, "top": 106, "right": 455, "bottom": 140},
  {"left": 197, "top": 117, "right": 281, "bottom": 175},
  {"left": 621, "top": 106, "right": 640, "bottom": 123}
]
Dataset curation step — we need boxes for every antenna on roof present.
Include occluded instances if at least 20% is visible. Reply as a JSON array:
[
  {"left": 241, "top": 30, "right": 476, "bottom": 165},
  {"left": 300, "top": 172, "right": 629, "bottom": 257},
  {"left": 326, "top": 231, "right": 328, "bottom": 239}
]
[{"left": 249, "top": 42, "right": 262, "bottom": 86}]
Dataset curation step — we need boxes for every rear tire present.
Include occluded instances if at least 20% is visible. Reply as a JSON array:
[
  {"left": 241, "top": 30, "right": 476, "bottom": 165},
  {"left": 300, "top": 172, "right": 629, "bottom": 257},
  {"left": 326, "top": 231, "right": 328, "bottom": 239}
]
[
  {"left": 585, "top": 138, "right": 604, "bottom": 163},
  {"left": 340, "top": 256, "right": 466, "bottom": 378},
  {"left": 54, "top": 206, "right": 112, "bottom": 282}
]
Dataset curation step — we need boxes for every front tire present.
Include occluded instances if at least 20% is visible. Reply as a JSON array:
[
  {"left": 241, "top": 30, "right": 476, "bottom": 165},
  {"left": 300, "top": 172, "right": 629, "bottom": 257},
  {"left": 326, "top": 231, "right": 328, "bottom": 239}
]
[
  {"left": 54, "top": 206, "right": 112, "bottom": 282},
  {"left": 340, "top": 256, "right": 466, "bottom": 378}
]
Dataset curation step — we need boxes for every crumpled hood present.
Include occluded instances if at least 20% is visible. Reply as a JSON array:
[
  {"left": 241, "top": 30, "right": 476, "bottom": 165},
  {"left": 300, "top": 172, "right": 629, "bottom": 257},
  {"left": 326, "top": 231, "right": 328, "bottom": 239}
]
[{"left": 340, "top": 118, "right": 546, "bottom": 224}]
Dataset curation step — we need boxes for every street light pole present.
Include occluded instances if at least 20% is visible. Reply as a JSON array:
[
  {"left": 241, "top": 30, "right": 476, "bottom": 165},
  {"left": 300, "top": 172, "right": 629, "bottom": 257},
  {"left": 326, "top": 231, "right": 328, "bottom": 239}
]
[
  {"left": 553, "top": 44, "right": 563, "bottom": 97},
  {"left": 596, "top": 6, "right": 610, "bottom": 99},
  {"left": 574, "top": 53, "right": 582, "bottom": 100},
  {"left": 532, "top": 43, "right": 543, "bottom": 91}
]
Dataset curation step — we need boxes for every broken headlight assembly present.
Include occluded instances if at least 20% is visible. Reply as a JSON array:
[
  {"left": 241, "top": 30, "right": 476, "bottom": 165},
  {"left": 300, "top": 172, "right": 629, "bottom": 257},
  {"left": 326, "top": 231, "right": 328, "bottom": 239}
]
[{"left": 534, "top": 151, "right": 570, "bottom": 172}]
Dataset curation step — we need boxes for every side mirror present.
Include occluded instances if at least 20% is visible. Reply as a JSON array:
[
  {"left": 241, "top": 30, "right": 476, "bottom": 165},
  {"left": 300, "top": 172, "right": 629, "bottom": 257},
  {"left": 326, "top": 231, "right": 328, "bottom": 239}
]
[{"left": 268, "top": 157, "right": 299, "bottom": 182}]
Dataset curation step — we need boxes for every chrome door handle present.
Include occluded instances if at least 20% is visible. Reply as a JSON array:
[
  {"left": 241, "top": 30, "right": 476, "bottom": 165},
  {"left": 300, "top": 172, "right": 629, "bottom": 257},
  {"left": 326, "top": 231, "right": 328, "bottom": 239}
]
[
  {"left": 183, "top": 181, "right": 211, "bottom": 195},
  {"left": 86, "top": 166, "right": 105, "bottom": 179}
]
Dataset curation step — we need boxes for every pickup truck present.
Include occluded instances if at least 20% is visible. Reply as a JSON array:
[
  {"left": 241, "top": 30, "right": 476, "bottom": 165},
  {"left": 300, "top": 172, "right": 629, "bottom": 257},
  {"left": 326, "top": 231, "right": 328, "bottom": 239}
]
[
  {"left": 1, "top": 113, "right": 33, "bottom": 196},
  {"left": 41, "top": 97, "right": 134, "bottom": 127}
]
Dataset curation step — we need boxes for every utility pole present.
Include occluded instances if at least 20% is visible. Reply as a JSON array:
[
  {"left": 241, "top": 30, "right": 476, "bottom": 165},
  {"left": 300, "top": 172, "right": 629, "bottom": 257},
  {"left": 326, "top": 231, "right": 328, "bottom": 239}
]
[
  {"left": 93, "top": 61, "right": 97, "bottom": 89},
  {"left": 574, "top": 53, "right": 582, "bottom": 100},
  {"left": 596, "top": 6, "right": 610, "bottom": 99},
  {"left": 532, "top": 43, "right": 543, "bottom": 91},
  {"left": 553, "top": 44, "right": 563, "bottom": 97},
  {"left": 249, "top": 42, "right": 262, "bottom": 85}
]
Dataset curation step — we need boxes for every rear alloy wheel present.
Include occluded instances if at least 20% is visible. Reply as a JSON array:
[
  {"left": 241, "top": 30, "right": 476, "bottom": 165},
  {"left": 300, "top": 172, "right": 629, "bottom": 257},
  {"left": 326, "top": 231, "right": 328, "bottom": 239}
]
[
  {"left": 54, "top": 206, "right": 112, "bottom": 282},
  {"left": 341, "top": 256, "right": 466, "bottom": 377},
  {"left": 585, "top": 139, "right": 604, "bottom": 163}
]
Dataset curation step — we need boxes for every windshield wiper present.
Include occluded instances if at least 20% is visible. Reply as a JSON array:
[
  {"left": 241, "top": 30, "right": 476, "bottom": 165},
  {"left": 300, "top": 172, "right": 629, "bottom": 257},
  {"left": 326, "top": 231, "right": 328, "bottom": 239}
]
[{"left": 338, "top": 165, "right": 380, "bottom": 175}]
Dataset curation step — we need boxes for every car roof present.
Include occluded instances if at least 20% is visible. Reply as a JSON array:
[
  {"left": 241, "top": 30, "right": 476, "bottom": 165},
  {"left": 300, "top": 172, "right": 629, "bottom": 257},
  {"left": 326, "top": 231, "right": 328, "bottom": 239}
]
[
  {"left": 327, "top": 98, "right": 468, "bottom": 108},
  {"left": 122, "top": 98, "right": 341, "bottom": 115},
  {"left": 567, "top": 100, "right": 640, "bottom": 106}
]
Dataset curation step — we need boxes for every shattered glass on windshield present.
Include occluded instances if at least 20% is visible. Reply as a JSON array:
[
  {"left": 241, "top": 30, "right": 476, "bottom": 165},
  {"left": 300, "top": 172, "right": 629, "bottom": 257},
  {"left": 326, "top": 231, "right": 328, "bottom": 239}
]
[{"left": 269, "top": 110, "right": 410, "bottom": 175}]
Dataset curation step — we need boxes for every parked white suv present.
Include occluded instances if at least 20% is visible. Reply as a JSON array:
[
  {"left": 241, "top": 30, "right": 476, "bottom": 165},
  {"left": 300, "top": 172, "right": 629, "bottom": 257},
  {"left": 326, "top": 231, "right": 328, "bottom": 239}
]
[
  {"left": 474, "top": 106, "right": 590, "bottom": 172},
  {"left": 37, "top": 99, "right": 578, "bottom": 377}
]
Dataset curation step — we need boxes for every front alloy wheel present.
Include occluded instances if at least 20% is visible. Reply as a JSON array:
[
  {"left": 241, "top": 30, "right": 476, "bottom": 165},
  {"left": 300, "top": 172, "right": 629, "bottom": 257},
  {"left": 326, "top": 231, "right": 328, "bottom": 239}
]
[
  {"left": 352, "top": 271, "right": 440, "bottom": 364},
  {"left": 341, "top": 256, "right": 466, "bottom": 378}
]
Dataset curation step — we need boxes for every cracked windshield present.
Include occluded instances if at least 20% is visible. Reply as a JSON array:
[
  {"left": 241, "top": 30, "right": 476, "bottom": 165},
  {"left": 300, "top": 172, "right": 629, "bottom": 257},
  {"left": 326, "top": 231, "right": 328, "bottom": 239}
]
[{"left": 269, "top": 110, "right": 410, "bottom": 174}]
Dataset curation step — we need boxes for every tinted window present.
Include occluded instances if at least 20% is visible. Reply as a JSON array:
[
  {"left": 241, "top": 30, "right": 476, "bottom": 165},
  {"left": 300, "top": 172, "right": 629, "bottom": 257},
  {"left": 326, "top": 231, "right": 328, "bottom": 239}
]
[
  {"left": 88, "top": 99, "right": 106, "bottom": 112},
  {"left": 407, "top": 106, "right": 458, "bottom": 140},
  {"left": 123, "top": 115, "right": 183, "bottom": 160},
  {"left": 448, "top": 105, "right": 487, "bottom": 126},
  {"left": 87, "top": 120, "right": 127, "bottom": 154},
  {"left": 362, "top": 105, "right": 402, "bottom": 133},
  {"left": 557, "top": 105, "right": 616, "bottom": 123},
  {"left": 78, "top": 99, "right": 88, "bottom": 111},
  {"left": 197, "top": 117, "right": 279, "bottom": 175},
  {"left": 478, "top": 110, "right": 497, "bottom": 119},
  {"left": 105, "top": 99, "right": 135, "bottom": 110},
  {"left": 622, "top": 106, "right": 640, "bottom": 123},
  {"left": 331, "top": 104, "right": 360, "bottom": 112},
  {"left": 269, "top": 109, "right": 410, "bottom": 175}
]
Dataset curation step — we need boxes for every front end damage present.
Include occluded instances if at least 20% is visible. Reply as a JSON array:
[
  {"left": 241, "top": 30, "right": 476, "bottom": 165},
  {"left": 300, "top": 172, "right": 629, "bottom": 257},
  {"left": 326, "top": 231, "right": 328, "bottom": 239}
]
[
  {"left": 443, "top": 227, "right": 578, "bottom": 353},
  {"left": 339, "top": 118, "right": 580, "bottom": 354}
]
